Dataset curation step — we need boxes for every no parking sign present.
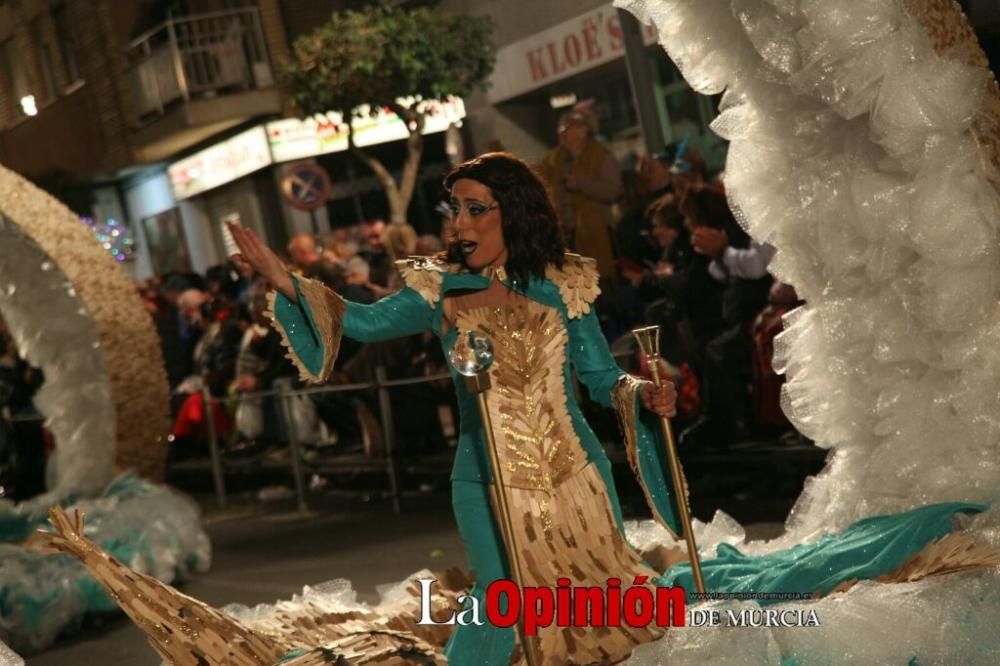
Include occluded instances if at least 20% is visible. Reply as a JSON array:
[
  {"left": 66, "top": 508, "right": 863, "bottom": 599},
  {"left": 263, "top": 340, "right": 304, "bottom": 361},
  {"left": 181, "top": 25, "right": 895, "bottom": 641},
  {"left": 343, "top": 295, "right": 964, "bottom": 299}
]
[{"left": 280, "top": 163, "right": 332, "bottom": 211}]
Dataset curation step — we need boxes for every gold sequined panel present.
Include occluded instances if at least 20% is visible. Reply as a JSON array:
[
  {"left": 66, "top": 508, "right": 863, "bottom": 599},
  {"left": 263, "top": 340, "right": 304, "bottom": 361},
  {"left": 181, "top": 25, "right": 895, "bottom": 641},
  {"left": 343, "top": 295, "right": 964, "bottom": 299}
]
[
  {"left": 456, "top": 297, "right": 665, "bottom": 664},
  {"left": 456, "top": 298, "right": 586, "bottom": 492},
  {"left": 545, "top": 253, "right": 601, "bottom": 319},
  {"left": 904, "top": 0, "right": 1000, "bottom": 189},
  {"left": 505, "top": 464, "right": 664, "bottom": 665}
]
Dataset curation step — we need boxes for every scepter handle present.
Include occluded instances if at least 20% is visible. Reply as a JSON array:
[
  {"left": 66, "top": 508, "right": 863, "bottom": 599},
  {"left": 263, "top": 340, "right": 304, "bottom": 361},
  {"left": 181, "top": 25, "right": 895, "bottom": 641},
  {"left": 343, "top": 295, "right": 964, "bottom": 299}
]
[{"left": 632, "top": 326, "right": 707, "bottom": 595}]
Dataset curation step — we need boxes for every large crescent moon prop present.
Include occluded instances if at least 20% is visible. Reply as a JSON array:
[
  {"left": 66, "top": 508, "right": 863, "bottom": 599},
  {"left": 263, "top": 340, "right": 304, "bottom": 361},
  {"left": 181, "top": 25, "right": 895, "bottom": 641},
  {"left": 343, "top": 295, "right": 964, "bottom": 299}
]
[{"left": 0, "top": 164, "right": 170, "bottom": 495}]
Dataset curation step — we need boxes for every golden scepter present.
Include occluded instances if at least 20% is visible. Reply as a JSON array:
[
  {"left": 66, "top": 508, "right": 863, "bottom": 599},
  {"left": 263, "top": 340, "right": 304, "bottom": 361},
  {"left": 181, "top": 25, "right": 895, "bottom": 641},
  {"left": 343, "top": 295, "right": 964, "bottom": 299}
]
[
  {"left": 631, "top": 325, "right": 706, "bottom": 595},
  {"left": 449, "top": 330, "right": 540, "bottom": 666}
]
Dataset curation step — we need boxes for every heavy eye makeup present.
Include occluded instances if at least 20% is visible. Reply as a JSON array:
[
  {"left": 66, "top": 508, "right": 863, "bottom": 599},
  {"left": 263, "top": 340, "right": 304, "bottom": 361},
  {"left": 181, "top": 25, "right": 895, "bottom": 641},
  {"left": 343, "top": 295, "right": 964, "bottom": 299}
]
[{"left": 448, "top": 199, "right": 494, "bottom": 218}]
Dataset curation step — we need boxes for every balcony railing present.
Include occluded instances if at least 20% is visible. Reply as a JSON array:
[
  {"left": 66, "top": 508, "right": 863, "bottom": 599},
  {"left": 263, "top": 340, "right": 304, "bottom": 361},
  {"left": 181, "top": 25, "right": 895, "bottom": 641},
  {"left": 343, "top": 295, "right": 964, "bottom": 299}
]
[{"left": 126, "top": 7, "right": 274, "bottom": 123}]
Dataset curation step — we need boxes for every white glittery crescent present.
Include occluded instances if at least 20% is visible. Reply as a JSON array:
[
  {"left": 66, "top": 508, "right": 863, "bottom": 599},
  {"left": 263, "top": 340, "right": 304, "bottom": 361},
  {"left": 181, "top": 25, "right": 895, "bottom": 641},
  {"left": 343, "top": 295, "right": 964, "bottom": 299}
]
[{"left": 0, "top": 164, "right": 170, "bottom": 495}]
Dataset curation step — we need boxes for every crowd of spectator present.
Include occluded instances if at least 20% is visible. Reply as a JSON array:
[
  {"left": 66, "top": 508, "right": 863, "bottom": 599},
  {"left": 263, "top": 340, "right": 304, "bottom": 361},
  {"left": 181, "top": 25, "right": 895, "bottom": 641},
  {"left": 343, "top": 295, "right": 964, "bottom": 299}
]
[
  {"left": 0, "top": 111, "right": 806, "bottom": 499},
  {"left": 128, "top": 217, "right": 457, "bottom": 468},
  {"left": 537, "top": 104, "right": 800, "bottom": 451}
]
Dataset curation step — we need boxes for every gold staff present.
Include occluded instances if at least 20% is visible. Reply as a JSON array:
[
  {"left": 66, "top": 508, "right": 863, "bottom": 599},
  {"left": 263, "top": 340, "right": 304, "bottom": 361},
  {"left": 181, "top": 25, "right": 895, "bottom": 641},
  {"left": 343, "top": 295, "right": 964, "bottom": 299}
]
[
  {"left": 631, "top": 325, "right": 707, "bottom": 595},
  {"left": 449, "top": 330, "right": 540, "bottom": 666}
]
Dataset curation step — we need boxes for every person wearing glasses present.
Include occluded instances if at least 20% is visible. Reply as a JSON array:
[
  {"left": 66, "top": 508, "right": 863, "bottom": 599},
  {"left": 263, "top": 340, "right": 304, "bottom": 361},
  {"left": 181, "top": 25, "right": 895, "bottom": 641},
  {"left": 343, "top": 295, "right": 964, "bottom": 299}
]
[{"left": 231, "top": 151, "right": 679, "bottom": 664}]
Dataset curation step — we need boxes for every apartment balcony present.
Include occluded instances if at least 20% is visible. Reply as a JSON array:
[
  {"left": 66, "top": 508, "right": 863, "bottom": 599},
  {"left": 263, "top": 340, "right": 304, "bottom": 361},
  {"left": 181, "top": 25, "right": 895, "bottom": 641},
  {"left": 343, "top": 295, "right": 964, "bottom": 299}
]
[{"left": 126, "top": 7, "right": 282, "bottom": 163}]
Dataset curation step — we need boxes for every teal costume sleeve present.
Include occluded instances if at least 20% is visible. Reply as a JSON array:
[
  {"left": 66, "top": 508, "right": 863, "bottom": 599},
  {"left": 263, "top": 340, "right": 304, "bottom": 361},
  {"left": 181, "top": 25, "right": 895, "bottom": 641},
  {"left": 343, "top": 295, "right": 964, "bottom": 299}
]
[
  {"left": 268, "top": 275, "right": 433, "bottom": 383},
  {"left": 566, "top": 308, "right": 625, "bottom": 407},
  {"left": 341, "top": 288, "right": 434, "bottom": 342},
  {"left": 566, "top": 309, "right": 683, "bottom": 536}
]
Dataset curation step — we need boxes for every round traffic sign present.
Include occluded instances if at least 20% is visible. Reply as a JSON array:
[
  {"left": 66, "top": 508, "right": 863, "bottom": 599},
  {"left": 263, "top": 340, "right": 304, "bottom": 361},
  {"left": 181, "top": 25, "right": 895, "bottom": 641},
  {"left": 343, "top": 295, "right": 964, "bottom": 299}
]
[{"left": 281, "top": 163, "right": 332, "bottom": 211}]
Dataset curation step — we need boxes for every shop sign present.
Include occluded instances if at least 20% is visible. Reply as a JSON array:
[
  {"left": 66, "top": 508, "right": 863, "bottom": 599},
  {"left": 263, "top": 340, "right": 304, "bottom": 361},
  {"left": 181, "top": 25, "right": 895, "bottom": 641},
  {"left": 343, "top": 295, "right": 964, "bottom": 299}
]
[
  {"left": 489, "top": 3, "right": 659, "bottom": 104},
  {"left": 168, "top": 126, "right": 271, "bottom": 200},
  {"left": 266, "top": 96, "right": 466, "bottom": 164}
]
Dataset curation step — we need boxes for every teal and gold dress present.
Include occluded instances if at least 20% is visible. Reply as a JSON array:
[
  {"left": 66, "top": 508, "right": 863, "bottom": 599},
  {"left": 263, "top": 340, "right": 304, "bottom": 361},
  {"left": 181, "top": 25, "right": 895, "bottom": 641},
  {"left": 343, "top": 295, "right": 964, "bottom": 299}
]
[
  {"left": 267, "top": 253, "right": 988, "bottom": 665},
  {"left": 269, "top": 254, "right": 685, "bottom": 663},
  {"left": 22, "top": 252, "right": 993, "bottom": 666}
]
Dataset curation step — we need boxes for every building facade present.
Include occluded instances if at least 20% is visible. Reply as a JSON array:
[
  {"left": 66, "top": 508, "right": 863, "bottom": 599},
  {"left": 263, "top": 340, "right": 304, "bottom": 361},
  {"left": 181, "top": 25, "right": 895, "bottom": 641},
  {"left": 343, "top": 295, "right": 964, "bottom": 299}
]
[
  {"left": 443, "top": 0, "right": 1000, "bottom": 170},
  {"left": 0, "top": 0, "right": 293, "bottom": 278},
  {"left": 4, "top": 0, "right": 998, "bottom": 280},
  {"left": 0, "top": 0, "right": 456, "bottom": 281},
  {"left": 439, "top": 0, "right": 728, "bottom": 170}
]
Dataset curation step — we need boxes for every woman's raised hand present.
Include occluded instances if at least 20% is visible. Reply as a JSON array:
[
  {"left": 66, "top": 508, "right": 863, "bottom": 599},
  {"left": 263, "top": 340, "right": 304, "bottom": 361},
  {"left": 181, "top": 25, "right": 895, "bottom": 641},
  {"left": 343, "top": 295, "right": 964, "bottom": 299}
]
[{"left": 226, "top": 222, "right": 296, "bottom": 301}]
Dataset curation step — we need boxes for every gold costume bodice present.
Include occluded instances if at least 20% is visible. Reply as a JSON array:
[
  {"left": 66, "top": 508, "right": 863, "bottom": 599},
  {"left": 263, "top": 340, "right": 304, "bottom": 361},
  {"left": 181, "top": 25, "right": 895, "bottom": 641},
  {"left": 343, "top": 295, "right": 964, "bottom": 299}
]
[{"left": 451, "top": 290, "right": 587, "bottom": 494}]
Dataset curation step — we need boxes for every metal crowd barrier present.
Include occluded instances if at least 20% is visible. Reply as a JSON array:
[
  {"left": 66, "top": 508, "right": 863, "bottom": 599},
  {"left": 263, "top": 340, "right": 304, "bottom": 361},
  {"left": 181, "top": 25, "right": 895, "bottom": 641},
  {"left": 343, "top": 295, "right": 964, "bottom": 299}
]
[
  {"left": 195, "top": 351, "right": 635, "bottom": 513},
  {"left": 197, "top": 367, "right": 454, "bottom": 513},
  {"left": 5, "top": 349, "right": 636, "bottom": 514}
]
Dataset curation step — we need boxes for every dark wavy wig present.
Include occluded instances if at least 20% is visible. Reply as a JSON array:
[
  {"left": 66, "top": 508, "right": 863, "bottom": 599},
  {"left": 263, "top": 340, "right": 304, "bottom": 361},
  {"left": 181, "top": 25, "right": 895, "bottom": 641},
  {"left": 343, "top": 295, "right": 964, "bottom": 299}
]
[{"left": 443, "top": 152, "right": 565, "bottom": 286}]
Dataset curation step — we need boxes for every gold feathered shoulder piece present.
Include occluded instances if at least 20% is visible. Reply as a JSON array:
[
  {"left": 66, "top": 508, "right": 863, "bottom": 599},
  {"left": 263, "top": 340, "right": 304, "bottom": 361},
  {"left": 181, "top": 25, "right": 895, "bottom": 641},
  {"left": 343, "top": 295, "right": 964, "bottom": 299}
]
[
  {"left": 545, "top": 253, "right": 601, "bottom": 319},
  {"left": 395, "top": 255, "right": 460, "bottom": 308}
]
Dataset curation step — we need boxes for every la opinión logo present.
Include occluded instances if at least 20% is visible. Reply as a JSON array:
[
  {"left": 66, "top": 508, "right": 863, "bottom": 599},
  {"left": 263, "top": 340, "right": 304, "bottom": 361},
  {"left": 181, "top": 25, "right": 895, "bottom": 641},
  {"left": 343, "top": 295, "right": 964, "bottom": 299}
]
[{"left": 417, "top": 576, "right": 686, "bottom": 634}]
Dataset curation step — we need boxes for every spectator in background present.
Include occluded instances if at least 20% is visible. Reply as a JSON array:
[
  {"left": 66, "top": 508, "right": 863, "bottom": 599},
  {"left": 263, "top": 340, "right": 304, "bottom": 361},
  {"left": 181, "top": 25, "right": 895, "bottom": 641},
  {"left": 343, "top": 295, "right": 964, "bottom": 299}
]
[
  {"left": 287, "top": 232, "right": 321, "bottom": 271},
  {"left": 158, "top": 272, "right": 209, "bottom": 386},
  {"left": 169, "top": 289, "right": 243, "bottom": 461},
  {"left": 298, "top": 260, "right": 379, "bottom": 456},
  {"left": 616, "top": 148, "right": 677, "bottom": 268},
  {"left": 752, "top": 281, "right": 801, "bottom": 434},
  {"left": 538, "top": 104, "right": 622, "bottom": 278},
  {"left": 346, "top": 222, "right": 418, "bottom": 298},
  {"left": 229, "top": 289, "right": 298, "bottom": 451},
  {"left": 360, "top": 220, "right": 391, "bottom": 288},
  {"left": 622, "top": 194, "right": 692, "bottom": 298},
  {"left": 679, "top": 188, "right": 774, "bottom": 449},
  {"left": 205, "top": 262, "right": 248, "bottom": 308},
  {"left": 0, "top": 318, "right": 46, "bottom": 500},
  {"left": 670, "top": 141, "right": 722, "bottom": 200},
  {"left": 305, "top": 259, "right": 374, "bottom": 314},
  {"left": 621, "top": 194, "right": 694, "bottom": 366}
]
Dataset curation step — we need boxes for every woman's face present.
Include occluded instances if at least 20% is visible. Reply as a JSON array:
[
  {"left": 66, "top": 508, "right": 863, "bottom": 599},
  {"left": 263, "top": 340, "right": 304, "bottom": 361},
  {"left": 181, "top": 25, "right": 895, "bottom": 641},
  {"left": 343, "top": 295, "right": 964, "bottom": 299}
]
[{"left": 450, "top": 178, "right": 507, "bottom": 270}]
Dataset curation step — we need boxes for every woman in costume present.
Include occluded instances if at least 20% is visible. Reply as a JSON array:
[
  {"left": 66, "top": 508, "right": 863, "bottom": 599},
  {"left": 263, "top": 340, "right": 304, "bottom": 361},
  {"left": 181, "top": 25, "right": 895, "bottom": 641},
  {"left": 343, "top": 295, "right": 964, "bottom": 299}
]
[
  {"left": 24, "top": 153, "right": 998, "bottom": 666},
  {"left": 237, "top": 152, "right": 680, "bottom": 664}
]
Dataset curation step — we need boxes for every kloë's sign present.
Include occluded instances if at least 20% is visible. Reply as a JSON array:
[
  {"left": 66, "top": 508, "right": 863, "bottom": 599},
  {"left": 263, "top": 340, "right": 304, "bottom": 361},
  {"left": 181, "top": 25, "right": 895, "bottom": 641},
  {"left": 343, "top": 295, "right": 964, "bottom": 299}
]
[
  {"left": 489, "top": 3, "right": 658, "bottom": 104},
  {"left": 169, "top": 127, "right": 271, "bottom": 200},
  {"left": 266, "top": 96, "right": 466, "bottom": 164}
]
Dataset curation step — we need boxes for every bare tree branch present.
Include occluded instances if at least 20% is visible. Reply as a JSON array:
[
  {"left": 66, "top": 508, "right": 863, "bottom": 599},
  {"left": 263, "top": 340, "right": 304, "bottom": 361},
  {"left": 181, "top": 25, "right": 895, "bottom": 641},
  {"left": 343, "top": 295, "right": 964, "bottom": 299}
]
[{"left": 347, "top": 115, "right": 404, "bottom": 222}]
